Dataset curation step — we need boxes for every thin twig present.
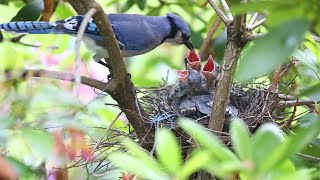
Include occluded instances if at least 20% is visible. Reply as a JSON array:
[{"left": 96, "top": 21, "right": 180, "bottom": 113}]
[
  {"left": 249, "top": 18, "right": 266, "bottom": 30},
  {"left": 87, "top": 112, "right": 122, "bottom": 163},
  {"left": 208, "top": 0, "right": 230, "bottom": 25},
  {"left": 199, "top": 19, "right": 221, "bottom": 60},
  {"left": 247, "top": 12, "right": 259, "bottom": 27},
  {"left": 284, "top": 99, "right": 299, "bottom": 128},
  {"left": 74, "top": 8, "right": 97, "bottom": 96},
  {"left": 277, "top": 100, "right": 316, "bottom": 109},
  {"left": 246, "top": 33, "right": 264, "bottom": 41},
  {"left": 311, "top": 35, "right": 320, "bottom": 43},
  {"left": 23, "top": 69, "right": 108, "bottom": 91},
  {"left": 219, "top": 0, "right": 233, "bottom": 20},
  {"left": 296, "top": 153, "right": 320, "bottom": 163}
]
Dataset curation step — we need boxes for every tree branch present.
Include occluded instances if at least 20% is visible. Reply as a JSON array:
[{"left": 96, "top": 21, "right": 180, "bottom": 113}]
[
  {"left": 248, "top": 18, "right": 266, "bottom": 30},
  {"left": 23, "top": 69, "right": 108, "bottom": 91},
  {"left": 208, "top": 0, "right": 230, "bottom": 25},
  {"left": 219, "top": 0, "right": 233, "bottom": 21},
  {"left": 67, "top": 0, "right": 154, "bottom": 148},
  {"left": 247, "top": 12, "right": 259, "bottom": 27},
  {"left": 209, "top": 15, "right": 246, "bottom": 131}
]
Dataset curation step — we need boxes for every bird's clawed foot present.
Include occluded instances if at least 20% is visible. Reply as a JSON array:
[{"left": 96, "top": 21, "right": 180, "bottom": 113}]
[{"left": 93, "top": 54, "right": 131, "bottom": 81}]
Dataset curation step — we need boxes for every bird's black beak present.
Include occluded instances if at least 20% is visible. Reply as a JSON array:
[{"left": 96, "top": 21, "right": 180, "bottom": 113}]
[{"left": 184, "top": 39, "right": 194, "bottom": 51}]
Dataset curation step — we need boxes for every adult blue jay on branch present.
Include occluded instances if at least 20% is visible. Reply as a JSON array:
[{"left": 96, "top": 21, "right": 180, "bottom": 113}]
[{"left": 0, "top": 13, "right": 194, "bottom": 67}]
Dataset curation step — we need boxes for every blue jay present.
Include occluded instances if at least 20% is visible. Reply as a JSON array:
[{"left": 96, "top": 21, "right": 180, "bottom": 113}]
[{"left": 0, "top": 13, "right": 193, "bottom": 67}]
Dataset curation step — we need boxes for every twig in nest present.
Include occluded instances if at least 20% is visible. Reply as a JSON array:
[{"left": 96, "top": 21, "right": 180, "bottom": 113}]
[
  {"left": 277, "top": 100, "right": 316, "bottom": 109},
  {"left": 284, "top": 99, "right": 299, "bottom": 128}
]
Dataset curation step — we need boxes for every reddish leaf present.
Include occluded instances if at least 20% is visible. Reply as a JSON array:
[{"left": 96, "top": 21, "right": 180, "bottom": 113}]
[
  {"left": 121, "top": 172, "right": 136, "bottom": 180},
  {"left": 0, "top": 157, "right": 17, "bottom": 180}
]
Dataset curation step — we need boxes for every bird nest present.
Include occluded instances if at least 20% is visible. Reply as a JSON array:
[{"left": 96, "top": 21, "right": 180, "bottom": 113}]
[
  {"left": 138, "top": 81, "right": 279, "bottom": 143},
  {"left": 137, "top": 51, "right": 280, "bottom": 147}
]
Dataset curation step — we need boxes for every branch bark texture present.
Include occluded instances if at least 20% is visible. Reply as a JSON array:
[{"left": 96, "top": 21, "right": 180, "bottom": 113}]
[
  {"left": 67, "top": 0, "right": 154, "bottom": 147},
  {"left": 209, "top": 15, "right": 246, "bottom": 131}
]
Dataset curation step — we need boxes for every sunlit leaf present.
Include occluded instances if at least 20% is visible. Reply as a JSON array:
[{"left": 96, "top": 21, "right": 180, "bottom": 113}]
[
  {"left": 251, "top": 123, "right": 283, "bottom": 171},
  {"left": 230, "top": 118, "right": 252, "bottom": 160},
  {"left": 122, "top": 138, "right": 162, "bottom": 172},
  {"left": 304, "top": 34, "right": 320, "bottom": 64},
  {"left": 262, "top": 115, "right": 320, "bottom": 171},
  {"left": 206, "top": 161, "right": 243, "bottom": 178},
  {"left": 21, "top": 129, "right": 53, "bottom": 160},
  {"left": 236, "top": 19, "right": 309, "bottom": 81},
  {"left": 108, "top": 152, "right": 169, "bottom": 180},
  {"left": 178, "top": 150, "right": 211, "bottom": 179},
  {"left": 272, "top": 169, "right": 313, "bottom": 180},
  {"left": 178, "top": 118, "right": 238, "bottom": 162},
  {"left": 156, "top": 128, "right": 182, "bottom": 174},
  {"left": 293, "top": 50, "right": 320, "bottom": 79}
]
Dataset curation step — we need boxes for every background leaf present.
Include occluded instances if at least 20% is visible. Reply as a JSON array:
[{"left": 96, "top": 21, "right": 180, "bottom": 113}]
[
  {"left": 236, "top": 19, "right": 309, "bottom": 81},
  {"left": 11, "top": 0, "right": 44, "bottom": 21}
]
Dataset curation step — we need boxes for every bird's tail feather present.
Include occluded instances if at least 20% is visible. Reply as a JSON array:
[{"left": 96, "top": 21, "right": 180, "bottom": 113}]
[{"left": 0, "top": 21, "right": 59, "bottom": 34}]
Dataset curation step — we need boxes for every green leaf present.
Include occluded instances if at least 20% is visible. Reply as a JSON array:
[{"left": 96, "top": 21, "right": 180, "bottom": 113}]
[
  {"left": 178, "top": 118, "right": 238, "bottom": 162},
  {"left": 0, "top": 31, "right": 3, "bottom": 42},
  {"left": 230, "top": 118, "right": 252, "bottom": 160},
  {"left": 136, "top": 0, "right": 146, "bottom": 10},
  {"left": 156, "top": 128, "right": 182, "bottom": 174},
  {"left": 272, "top": 169, "right": 313, "bottom": 180},
  {"left": 206, "top": 161, "right": 243, "bottom": 178},
  {"left": 304, "top": 34, "right": 320, "bottom": 64},
  {"left": 251, "top": 123, "right": 283, "bottom": 171},
  {"left": 121, "top": 0, "right": 134, "bottom": 12},
  {"left": 262, "top": 114, "right": 320, "bottom": 171},
  {"left": 108, "top": 152, "right": 169, "bottom": 180},
  {"left": 11, "top": 0, "right": 44, "bottom": 21},
  {"left": 6, "top": 156, "right": 38, "bottom": 178},
  {"left": 293, "top": 50, "right": 320, "bottom": 79},
  {"left": 236, "top": 19, "right": 309, "bottom": 81},
  {"left": 178, "top": 150, "right": 211, "bottom": 179},
  {"left": 122, "top": 138, "right": 162, "bottom": 172},
  {"left": 299, "top": 114, "right": 320, "bottom": 128},
  {"left": 299, "top": 81, "right": 320, "bottom": 101},
  {"left": 21, "top": 129, "right": 53, "bottom": 160}
]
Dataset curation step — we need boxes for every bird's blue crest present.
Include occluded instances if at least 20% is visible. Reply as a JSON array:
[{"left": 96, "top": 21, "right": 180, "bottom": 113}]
[{"left": 166, "top": 13, "right": 191, "bottom": 36}]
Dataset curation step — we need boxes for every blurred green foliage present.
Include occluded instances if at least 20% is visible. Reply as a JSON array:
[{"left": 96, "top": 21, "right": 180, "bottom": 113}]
[
  {"left": 0, "top": 0, "right": 319, "bottom": 179},
  {"left": 109, "top": 118, "right": 320, "bottom": 179}
]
